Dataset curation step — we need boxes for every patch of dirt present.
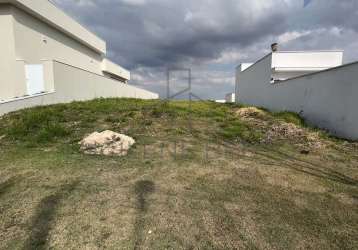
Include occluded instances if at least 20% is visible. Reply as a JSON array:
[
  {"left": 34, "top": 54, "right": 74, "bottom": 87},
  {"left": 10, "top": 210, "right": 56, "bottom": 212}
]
[
  {"left": 79, "top": 130, "right": 135, "bottom": 156},
  {"left": 236, "top": 107, "right": 325, "bottom": 150}
]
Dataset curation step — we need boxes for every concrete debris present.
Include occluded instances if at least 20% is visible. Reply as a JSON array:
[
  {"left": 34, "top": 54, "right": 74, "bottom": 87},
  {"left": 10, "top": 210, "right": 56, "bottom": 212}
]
[
  {"left": 236, "top": 107, "right": 324, "bottom": 150},
  {"left": 264, "top": 122, "right": 323, "bottom": 149},
  {"left": 80, "top": 130, "right": 135, "bottom": 156},
  {"left": 266, "top": 123, "right": 305, "bottom": 141}
]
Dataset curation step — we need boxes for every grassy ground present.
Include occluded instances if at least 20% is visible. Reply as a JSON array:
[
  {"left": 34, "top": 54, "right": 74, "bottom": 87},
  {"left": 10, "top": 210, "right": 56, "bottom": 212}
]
[{"left": 0, "top": 98, "right": 357, "bottom": 250}]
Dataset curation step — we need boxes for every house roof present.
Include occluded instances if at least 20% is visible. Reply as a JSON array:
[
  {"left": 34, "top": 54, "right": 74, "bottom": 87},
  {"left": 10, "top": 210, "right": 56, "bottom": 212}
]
[
  {"left": 238, "top": 50, "right": 344, "bottom": 73},
  {"left": 0, "top": 0, "right": 106, "bottom": 54}
]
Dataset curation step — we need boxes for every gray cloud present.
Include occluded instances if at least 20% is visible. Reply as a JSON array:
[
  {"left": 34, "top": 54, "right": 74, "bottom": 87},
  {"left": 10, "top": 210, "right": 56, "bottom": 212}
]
[{"left": 53, "top": 0, "right": 358, "bottom": 99}]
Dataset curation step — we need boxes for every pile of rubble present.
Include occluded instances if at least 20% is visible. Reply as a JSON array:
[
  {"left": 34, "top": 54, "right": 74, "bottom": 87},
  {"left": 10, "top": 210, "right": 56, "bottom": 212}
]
[
  {"left": 79, "top": 130, "right": 135, "bottom": 156},
  {"left": 265, "top": 122, "right": 305, "bottom": 142},
  {"left": 263, "top": 122, "right": 323, "bottom": 149},
  {"left": 236, "top": 107, "right": 268, "bottom": 119},
  {"left": 236, "top": 107, "right": 324, "bottom": 149}
]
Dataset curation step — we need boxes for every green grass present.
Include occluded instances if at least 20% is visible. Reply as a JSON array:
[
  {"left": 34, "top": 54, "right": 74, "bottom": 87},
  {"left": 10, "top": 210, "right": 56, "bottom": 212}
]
[
  {"left": 0, "top": 98, "right": 357, "bottom": 250},
  {"left": 5, "top": 107, "right": 70, "bottom": 143},
  {"left": 220, "top": 120, "right": 263, "bottom": 143}
]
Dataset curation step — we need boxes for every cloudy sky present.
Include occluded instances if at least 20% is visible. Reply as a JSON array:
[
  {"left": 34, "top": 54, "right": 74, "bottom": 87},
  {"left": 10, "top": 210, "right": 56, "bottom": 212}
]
[{"left": 53, "top": 0, "right": 358, "bottom": 99}]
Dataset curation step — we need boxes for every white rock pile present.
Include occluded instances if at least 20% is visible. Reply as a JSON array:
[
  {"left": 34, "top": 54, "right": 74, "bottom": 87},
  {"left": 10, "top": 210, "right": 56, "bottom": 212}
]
[{"left": 79, "top": 130, "right": 135, "bottom": 156}]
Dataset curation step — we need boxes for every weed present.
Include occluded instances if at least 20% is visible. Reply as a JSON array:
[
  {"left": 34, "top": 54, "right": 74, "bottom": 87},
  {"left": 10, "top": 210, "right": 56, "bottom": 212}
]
[
  {"left": 272, "top": 111, "right": 305, "bottom": 127},
  {"left": 221, "top": 120, "right": 263, "bottom": 143},
  {"left": 104, "top": 116, "right": 121, "bottom": 123},
  {"left": 5, "top": 108, "right": 70, "bottom": 143}
]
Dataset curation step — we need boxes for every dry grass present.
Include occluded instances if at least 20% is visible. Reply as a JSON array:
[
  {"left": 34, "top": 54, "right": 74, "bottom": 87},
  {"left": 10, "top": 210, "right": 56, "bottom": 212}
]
[{"left": 0, "top": 99, "right": 357, "bottom": 249}]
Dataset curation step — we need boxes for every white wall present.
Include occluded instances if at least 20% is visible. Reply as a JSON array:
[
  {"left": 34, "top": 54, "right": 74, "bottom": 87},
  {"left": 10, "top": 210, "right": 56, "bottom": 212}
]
[
  {"left": 51, "top": 61, "right": 157, "bottom": 102},
  {"left": 272, "top": 51, "right": 343, "bottom": 69},
  {"left": 0, "top": 61, "right": 158, "bottom": 116},
  {"left": 102, "top": 58, "right": 130, "bottom": 81},
  {"left": 12, "top": 6, "right": 103, "bottom": 75},
  {"left": 237, "top": 60, "right": 358, "bottom": 140},
  {"left": 1, "top": 5, "right": 131, "bottom": 101},
  {"left": 236, "top": 54, "right": 273, "bottom": 107},
  {"left": 0, "top": 4, "right": 108, "bottom": 101},
  {"left": 225, "top": 93, "right": 235, "bottom": 103},
  {"left": 271, "top": 51, "right": 344, "bottom": 82},
  {"left": 272, "top": 70, "right": 315, "bottom": 81},
  {"left": 0, "top": 0, "right": 106, "bottom": 54},
  {"left": 0, "top": 5, "right": 27, "bottom": 100}
]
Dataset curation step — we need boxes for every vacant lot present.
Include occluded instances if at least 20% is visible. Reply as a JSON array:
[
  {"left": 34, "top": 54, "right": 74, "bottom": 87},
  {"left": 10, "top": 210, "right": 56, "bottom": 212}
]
[{"left": 0, "top": 99, "right": 357, "bottom": 250}]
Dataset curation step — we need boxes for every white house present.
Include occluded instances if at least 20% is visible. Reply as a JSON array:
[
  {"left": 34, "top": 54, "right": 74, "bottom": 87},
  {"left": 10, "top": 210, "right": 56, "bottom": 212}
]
[
  {"left": 225, "top": 93, "right": 236, "bottom": 103},
  {"left": 0, "top": 0, "right": 158, "bottom": 115},
  {"left": 235, "top": 44, "right": 358, "bottom": 140}
]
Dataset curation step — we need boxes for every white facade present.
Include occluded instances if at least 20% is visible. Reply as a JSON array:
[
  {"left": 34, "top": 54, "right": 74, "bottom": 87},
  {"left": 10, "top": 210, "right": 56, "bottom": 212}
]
[
  {"left": 225, "top": 93, "right": 235, "bottom": 103},
  {"left": 0, "top": 61, "right": 158, "bottom": 116},
  {"left": 0, "top": 0, "right": 158, "bottom": 115},
  {"left": 235, "top": 50, "right": 358, "bottom": 140},
  {"left": 271, "top": 51, "right": 343, "bottom": 82}
]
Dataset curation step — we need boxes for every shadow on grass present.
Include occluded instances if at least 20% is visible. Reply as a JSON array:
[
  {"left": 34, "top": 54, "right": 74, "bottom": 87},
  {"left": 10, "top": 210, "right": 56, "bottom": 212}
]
[
  {"left": 23, "top": 181, "right": 79, "bottom": 250},
  {"left": 133, "top": 180, "right": 155, "bottom": 250},
  {"left": 0, "top": 177, "right": 17, "bottom": 198},
  {"left": 255, "top": 146, "right": 358, "bottom": 186}
]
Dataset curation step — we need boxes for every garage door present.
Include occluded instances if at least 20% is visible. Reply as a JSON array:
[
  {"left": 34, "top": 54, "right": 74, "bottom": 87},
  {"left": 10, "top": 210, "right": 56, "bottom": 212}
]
[{"left": 25, "top": 64, "right": 45, "bottom": 96}]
